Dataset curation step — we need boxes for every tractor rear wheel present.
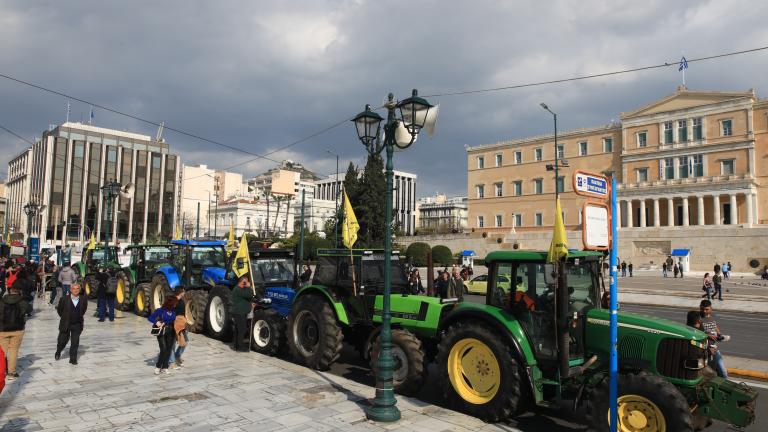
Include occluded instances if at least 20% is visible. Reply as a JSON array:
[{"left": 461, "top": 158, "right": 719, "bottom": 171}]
[
  {"left": 115, "top": 272, "right": 131, "bottom": 311},
  {"left": 205, "top": 286, "right": 232, "bottom": 341},
  {"left": 185, "top": 290, "right": 208, "bottom": 334},
  {"left": 134, "top": 283, "right": 151, "bottom": 317},
  {"left": 84, "top": 276, "right": 97, "bottom": 299},
  {"left": 150, "top": 274, "right": 172, "bottom": 312},
  {"left": 251, "top": 309, "right": 286, "bottom": 356},
  {"left": 288, "top": 294, "right": 342, "bottom": 370},
  {"left": 587, "top": 372, "right": 693, "bottom": 432},
  {"left": 370, "top": 329, "right": 427, "bottom": 396},
  {"left": 436, "top": 321, "right": 522, "bottom": 422}
]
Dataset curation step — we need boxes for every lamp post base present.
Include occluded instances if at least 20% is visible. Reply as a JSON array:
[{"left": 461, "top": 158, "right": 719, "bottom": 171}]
[{"left": 364, "top": 402, "right": 401, "bottom": 423}]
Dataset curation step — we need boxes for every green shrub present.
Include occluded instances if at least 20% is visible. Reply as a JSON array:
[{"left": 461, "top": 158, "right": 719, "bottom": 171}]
[
  {"left": 405, "top": 242, "right": 431, "bottom": 267},
  {"left": 431, "top": 245, "right": 453, "bottom": 265}
]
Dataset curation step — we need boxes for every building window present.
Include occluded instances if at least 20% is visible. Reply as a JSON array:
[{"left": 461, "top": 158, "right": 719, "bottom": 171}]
[
  {"left": 692, "top": 154, "right": 704, "bottom": 177},
  {"left": 664, "top": 122, "right": 674, "bottom": 144},
  {"left": 693, "top": 117, "right": 703, "bottom": 140},
  {"left": 678, "top": 120, "right": 688, "bottom": 142},
  {"left": 556, "top": 176, "right": 565, "bottom": 193},
  {"left": 477, "top": 215, "right": 484, "bottom": 228},
  {"left": 637, "top": 132, "right": 647, "bottom": 148},
  {"left": 514, "top": 213, "right": 523, "bottom": 227},
  {"left": 603, "top": 138, "right": 613, "bottom": 153},
  {"left": 557, "top": 145, "right": 564, "bottom": 160},
  {"left": 721, "top": 119, "right": 732, "bottom": 136},
  {"left": 535, "top": 213, "right": 543, "bottom": 226},
  {"left": 514, "top": 151, "right": 522, "bottom": 164},
  {"left": 721, "top": 159, "right": 735, "bottom": 175},
  {"left": 495, "top": 153, "right": 502, "bottom": 167},
  {"left": 495, "top": 214, "right": 503, "bottom": 227},
  {"left": 535, "top": 148, "right": 543, "bottom": 161},
  {"left": 637, "top": 168, "right": 648, "bottom": 183},
  {"left": 513, "top": 181, "right": 522, "bottom": 196},
  {"left": 476, "top": 185, "right": 485, "bottom": 199},
  {"left": 678, "top": 156, "right": 689, "bottom": 179},
  {"left": 579, "top": 141, "right": 588, "bottom": 156},
  {"left": 494, "top": 182, "right": 503, "bottom": 197},
  {"left": 534, "top": 179, "right": 543, "bottom": 195},
  {"left": 664, "top": 157, "right": 674, "bottom": 180},
  {"left": 477, "top": 156, "right": 485, "bottom": 169}
]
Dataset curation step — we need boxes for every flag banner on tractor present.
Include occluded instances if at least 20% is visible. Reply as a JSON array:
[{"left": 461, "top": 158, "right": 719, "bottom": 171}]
[
  {"left": 174, "top": 224, "right": 182, "bottom": 240},
  {"left": 227, "top": 223, "right": 236, "bottom": 249},
  {"left": 342, "top": 189, "right": 359, "bottom": 249},
  {"left": 547, "top": 198, "right": 568, "bottom": 262},
  {"left": 87, "top": 233, "right": 96, "bottom": 251},
  {"left": 232, "top": 233, "right": 250, "bottom": 278}
]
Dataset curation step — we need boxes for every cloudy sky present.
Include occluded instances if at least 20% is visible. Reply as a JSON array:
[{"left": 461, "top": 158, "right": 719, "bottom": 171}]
[{"left": 2, "top": 0, "right": 767, "bottom": 197}]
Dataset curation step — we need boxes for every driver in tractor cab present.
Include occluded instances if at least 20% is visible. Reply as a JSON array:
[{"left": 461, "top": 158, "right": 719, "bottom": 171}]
[{"left": 509, "top": 276, "right": 536, "bottom": 311}]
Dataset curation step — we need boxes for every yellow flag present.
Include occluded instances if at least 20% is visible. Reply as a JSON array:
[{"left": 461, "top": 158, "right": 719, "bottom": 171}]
[
  {"left": 232, "top": 233, "right": 250, "bottom": 278},
  {"left": 342, "top": 190, "right": 359, "bottom": 249},
  {"left": 547, "top": 198, "right": 568, "bottom": 262},
  {"left": 174, "top": 224, "right": 182, "bottom": 240},
  {"left": 87, "top": 233, "right": 96, "bottom": 251},
  {"left": 227, "top": 223, "right": 236, "bottom": 250}
]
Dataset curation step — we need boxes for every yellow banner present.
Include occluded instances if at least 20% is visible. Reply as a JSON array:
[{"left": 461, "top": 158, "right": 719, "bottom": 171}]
[
  {"left": 174, "top": 224, "right": 182, "bottom": 240},
  {"left": 227, "top": 223, "right": 236, "bottom": 250},
  {"left": 232, "top": 233, "right": 250, "bottom": 278},
  {"left": 342, "top": 190, "right": 359, "bottom": 249},
  {"left": 87, "top": 233, "right": 96, "bottom": 251},
  {"left": 547, "top": 198, "right": 568, "bottom": 262}
]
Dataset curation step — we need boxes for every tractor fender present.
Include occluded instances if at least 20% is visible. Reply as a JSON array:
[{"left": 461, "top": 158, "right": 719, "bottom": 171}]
[
  {"left": 126, "top": 268, "right": 137, "bottom": 286},
  {"left": 294, "top": 285, "right": 350, "bottom": 325},
  {"left": 74, "top": 262, "right": 86, "bottom": 277},
  {"left": 155, "top": 265, "right": 181, "bottom": 289}
]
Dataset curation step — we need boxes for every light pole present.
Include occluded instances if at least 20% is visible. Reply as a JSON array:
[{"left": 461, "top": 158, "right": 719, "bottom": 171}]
[
  {"left": 540, "top": 103, "right": 561, "bottom": 200},
  {"left": 23, "top": 202, "right": 46, "bottom": 260},
  {"left": 326, "top": 149, "right": 340, "bottom": 247},
  {"left": 101, "top": 180, "right": 122, "bottom": 252},
  {"left": 352, "top": 89, "right": 435, "bottom": 422}
]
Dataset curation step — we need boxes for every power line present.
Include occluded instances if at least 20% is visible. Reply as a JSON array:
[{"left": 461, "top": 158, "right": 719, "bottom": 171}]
[{"left": 422, "top": 46, "right": 768, "bottom": 98}]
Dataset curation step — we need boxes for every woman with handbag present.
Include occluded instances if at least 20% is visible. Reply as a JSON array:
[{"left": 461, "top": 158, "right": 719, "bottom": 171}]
[
  {"left": 701, "top": 272, "right": 714, "bottom": 300},
  {"left": 148, "top": 296, "right": 178, "bottom": 375}
]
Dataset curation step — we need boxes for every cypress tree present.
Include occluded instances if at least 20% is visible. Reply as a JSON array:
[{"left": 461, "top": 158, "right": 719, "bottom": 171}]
[{"left": 357, "top": 153, "right": 389, "bottom": 247}]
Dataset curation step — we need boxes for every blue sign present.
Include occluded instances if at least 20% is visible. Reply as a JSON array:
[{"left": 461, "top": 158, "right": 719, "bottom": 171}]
[
  {"left": 574, "top": 171, "right": 609, "bottom": 198},
  {"left": 28, "top": 237, "right": 40, "bottom": 260}
]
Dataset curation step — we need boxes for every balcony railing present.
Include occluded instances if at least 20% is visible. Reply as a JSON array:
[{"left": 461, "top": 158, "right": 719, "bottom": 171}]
[{"left": 619, "top": 173, "right": 753, "bottom": 190}]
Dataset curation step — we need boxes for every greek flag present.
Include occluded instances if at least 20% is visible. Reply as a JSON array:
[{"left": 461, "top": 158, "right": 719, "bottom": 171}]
[
  {"left": 89, "top": 106, "right": 94, "bottom": 123},
  {"left": 678, "top": 56, "right": 688, "bottom": 71}
]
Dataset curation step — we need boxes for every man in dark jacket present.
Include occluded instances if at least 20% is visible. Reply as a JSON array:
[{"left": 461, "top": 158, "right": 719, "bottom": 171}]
[
  {"left": 55, "top": 283, "right": 88, "bottom": 365},
  {"left": 95, "top": 268, "right": 116, "bottom": 322},
  {"left": 230, "top": 275, "right": 254, "bottom": 352},
  {"left": 0, "top": 284, "right": 31, "bottom": 380}
]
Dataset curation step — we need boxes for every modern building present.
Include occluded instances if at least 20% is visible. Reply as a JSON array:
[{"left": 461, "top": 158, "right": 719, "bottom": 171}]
[
  {"left": 465, "top": 86, "right": 768, "bottom": 270},
  {"left": 416, "top": 194, "right": 468, "bottom": 234},
  {"left": 179, "top": 164, "right": 245, "bottom": 237},
  {"left": 5, "top": 122, "right": 182, "bottom": 246},
  {"left": 0, "top": 182, "right": 7, "bottom": 236}
]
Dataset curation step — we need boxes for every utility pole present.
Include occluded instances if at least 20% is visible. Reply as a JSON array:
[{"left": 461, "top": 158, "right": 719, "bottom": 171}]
[
  {"left": 196, "top": 202, "right": 200, "bottom": 238},
  {"left": 214, "top": 176, "right": 220, "bottom": 238}
]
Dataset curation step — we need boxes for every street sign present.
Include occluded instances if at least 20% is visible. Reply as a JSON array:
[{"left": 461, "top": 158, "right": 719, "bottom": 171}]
[
  {"left": 573, "top": 170, "right": 609, "bottom": 199},
  {"left": 582, "top": 202, "right": 610, "bottom": 250}
]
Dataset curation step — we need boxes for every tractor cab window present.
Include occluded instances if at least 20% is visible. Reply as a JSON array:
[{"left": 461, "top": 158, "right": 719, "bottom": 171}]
[
  {"left": 251, "top": 257, "right": 294, "bottom": 285},
  {"left": 361, "top": 257, "right": 409, "bottom": 295},
  {"left": 145, "top": 247, "right": 171, "bottom": 264},
  {"left": 191, "top": 247, "right": 225, "bottom": 268},
  {"left": 564, "top": 259, "right": 599, "bottom": 313},
  {"left": 506, "top": 262, "right": 558, "bottom": 361}
]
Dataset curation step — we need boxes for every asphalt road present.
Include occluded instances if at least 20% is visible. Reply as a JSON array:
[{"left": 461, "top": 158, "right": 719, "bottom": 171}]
[{"left": 611, "top": 272, "right": 767, "bottom": 297}]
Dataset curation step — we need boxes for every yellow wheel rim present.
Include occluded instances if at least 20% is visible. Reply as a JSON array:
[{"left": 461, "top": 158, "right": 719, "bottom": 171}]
[
  {"left": 614, "top": 395, "right": 666, "bottom": 432},
  {"left": 85, "top": 281, "right": 91, "bottom": 296},
  {"left": 137, "top": 292, "right": 144, "bottom": 311},
  {"left": 116, "top": 279, "right": 125, "bottom": 304},
  {"left": 447, "top": 338, "right": 501, "bottom": 404}
]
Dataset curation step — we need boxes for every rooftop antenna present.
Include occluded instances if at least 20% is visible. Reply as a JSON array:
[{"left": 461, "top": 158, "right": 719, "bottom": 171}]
[{"left": 156, "top": 121, "right": 165, "bottom": 142}]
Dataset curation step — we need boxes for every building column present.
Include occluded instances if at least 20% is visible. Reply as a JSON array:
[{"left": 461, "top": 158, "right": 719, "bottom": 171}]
[
  {"left": 667, "top": 197, "right": 674, "bottom": 226},
  {"left": 616, "top": 200, "right": 622, "bottom": 230},
  {"left": 682, "top": 196, "right": 689, "bottom": 226},
  {"left": 626, "top": 200, "right": 633, "bottom": 228},
  {"left": 730, "top": 194, "right": 738, "bottom": 225},
  {"left": 713, "top": 195, "right": 720, "bottom": 225},
  {"left": 639, "top": 199, "right": 646, "bottom": 227},
  {"left": 697, "top": 195, "right": 705, "bottom": 226},
  {"left": 746, "top": 193, "right": 754, "bottom": 226},
  {"left": 753, "top": 193, "right": 759, "bottom": 225},
  {"left": 653, "top": 199, "right": 660, "bottom": 227}
]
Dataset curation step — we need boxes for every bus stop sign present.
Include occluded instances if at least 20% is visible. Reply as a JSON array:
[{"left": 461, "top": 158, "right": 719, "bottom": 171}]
[{"left": 573, "top": 170, "right": 608, "bottom": 199}]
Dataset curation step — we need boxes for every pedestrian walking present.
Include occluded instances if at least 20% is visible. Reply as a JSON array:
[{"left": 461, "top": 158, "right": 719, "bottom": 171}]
[
  {"left": 230, "top": 275, "right": 254, "bottom": 352},
  {"left": 168, "top": 288, "right": 188, "bottom": 369},
  {"left": 700, "top": 300, "right": 729, "bottom": 379},
  {"left": 620, "top": 261, "right": 627, "bottom": 277},
  {"left": 679, "top": 260, "right": 684, "bottom": 278},
  {"left": 701, "top": 272, "right": 714, "bottom": 300},
  {"left": 449, "top": 269, "right": 465, "bottom": 298},
  {"left": 435, "top": 271, "right": 450, "bottom": 300},
  {"left": 15, "top": 268, "right": 35, "bottom": 317},
  {"left": 712, "top": 271, "right": 723, "bottom": 301},
  {"left": 57, "top": 263, "right": 77, "bottom": 299},
  {"left": 628, "top": 262, "right": 634, "bottom": 277},
  {"left": 725, "top": 261, "right": 732, "bottom": 279},
  {"left": 662, "top": 262, "right": 667, "bottom": 278},
  {"left": 408, "top": 270, "right": 424, "bottom": 294},
  {"left": 55, "top": 283, "right": 87, "bottom": 365},
  {"left": 0, "top": 283, "right": 31, "bottom": 380},
  {"left": 299, "top": 265, "right": 312, "bottom": 287},
  {"left": 673, "top": 263, "right": 679, "bottom": 278},
  {"left": 0, "top": 264, "right": 6, "bottom": 297},
  {"left": 96, "top": 268, "right": 116, "bottom": 322},
  {"left": 148, "top": 296, "right": 177, "bottom": 375}
]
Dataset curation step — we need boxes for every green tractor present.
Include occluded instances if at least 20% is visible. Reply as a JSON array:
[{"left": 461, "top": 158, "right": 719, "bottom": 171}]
[
  {"left": 74, "top": 245, "right": 122, "bottom": 298},
  {"left": 433, "top": 250, "right": 757, "bottom": 430},
  {"left": 286, "top": 249, "right": 455, "bottom": 396},
  {"left": 116, "top": 244, "right": 173, "bottom": 316}
]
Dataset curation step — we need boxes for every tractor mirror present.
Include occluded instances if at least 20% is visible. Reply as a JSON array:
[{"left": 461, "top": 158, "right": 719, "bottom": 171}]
[
  {"left": 544, "top": 264, "right": 557, "bottom": 285},
  {"left": 237, "top": 257, "right": 246, "bottom": 270}
]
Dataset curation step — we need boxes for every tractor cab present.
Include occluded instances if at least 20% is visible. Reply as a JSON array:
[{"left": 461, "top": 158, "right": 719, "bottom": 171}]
[
  {"left": 85, "top": 245, "right": 120, "bottom": 270},
  {"left": 169, "top": 239, "right": 228, "bottom": 287},
  {"left": 126, "top": 244, "right": 172, "bottom": 282}
]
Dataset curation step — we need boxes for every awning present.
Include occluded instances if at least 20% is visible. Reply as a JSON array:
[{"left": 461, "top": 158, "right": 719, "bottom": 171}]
[
  {"left": 460, "top": 250, "right": 476, "bottom": 257},
  {"left": 671, "top": 249, "right": 690, "bottom": 257}
]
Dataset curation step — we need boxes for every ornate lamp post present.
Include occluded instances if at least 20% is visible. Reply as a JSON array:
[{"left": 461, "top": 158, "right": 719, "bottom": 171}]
[
  {"left": 23, "top": 202, "right": 46, "bottom": 260},
  {"left": 101, "top": 180, "right": 122, "bottom": 255},
  {"left": 352, "top": 89, "right": 434, "bottom": 422}
]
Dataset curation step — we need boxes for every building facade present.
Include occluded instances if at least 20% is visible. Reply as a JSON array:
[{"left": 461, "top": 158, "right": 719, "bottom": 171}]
[
  {"left": 5, "top": 149, "right": 33, "bottom": 240},
  {"left": 6, "top": 122, "right": 181, "bottom": 246},
  {"left": 416, "top": 194, "right": 468, "bottom": 234}
]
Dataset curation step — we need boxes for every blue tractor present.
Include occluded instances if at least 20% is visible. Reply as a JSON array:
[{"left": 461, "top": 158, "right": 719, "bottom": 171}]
[{"left": 145, "top": 239, "right": 233, "bottom": 339}]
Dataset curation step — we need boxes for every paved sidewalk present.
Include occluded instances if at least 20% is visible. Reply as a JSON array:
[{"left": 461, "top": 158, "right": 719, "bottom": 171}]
[
  {"left": 619, "top": 290, "right": 768, "bottom": 313},
  {"left": 1, "top": 301, "right": 518, "bottom": 432}
]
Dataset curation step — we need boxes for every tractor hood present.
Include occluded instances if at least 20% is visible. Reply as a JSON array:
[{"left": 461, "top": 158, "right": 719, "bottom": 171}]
[
  {"left": 587, "top": 308, "right": 705, "bottom": 342},
  {"left": 202, "top": 267, "right": 231, "bottom": 286}
]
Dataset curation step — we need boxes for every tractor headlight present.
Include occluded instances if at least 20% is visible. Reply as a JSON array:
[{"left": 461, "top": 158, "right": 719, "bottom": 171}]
[{"left": 683, "top": 357, "right": 706, "bottom": 370}]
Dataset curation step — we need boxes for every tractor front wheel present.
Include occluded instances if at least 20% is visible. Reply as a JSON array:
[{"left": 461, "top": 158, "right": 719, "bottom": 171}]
[
  {"left": 587, "top": 372, "right": 693, "bottom": 432},
  {"left": 288, "top": 294, "right": 342, "bottom": 370},
  {"left": 251, "top": 309, "right": 286, "bottom": 356},
  {"left": 370, "top": 329, "right": 427, "bottom": 396},
  {"left": 436, "top": 321, "right": 522, "bottom": 422},
  {"left": 205, "top": 286, "right": 232, "bottom": 341},
  {"left": 150, "top": 274, "right": 173, "bottom": 312},
  {"left": 185, "top": 290, "right": 208, "bottom": 334},
  {"left": 134, "top": 283, "right": 151, "bottom": 317}
]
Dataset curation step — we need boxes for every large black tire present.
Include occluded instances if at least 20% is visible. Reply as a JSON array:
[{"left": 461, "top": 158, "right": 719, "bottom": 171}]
[
  {"left": 150, "top": 274, "right": 172, "bottom": 312},
  {"left": 115, "top": 271, "right": 131, "bottom": 311},
  {"left": 205, "top": 286, "right": 232, "bottom": 341},
  {"left": 251, "top": 309, "right": 286, "bottom": 356},
  {"left": 587, "top": 372, "right": 693, "bottom": 432},
  {"left": 134, "top": 283, "right": 151, "bottom": 317},
  {"left": 370, "top": 329, "right": 427, "bottom": 396},
  {"left": 288, "top": 294, "right": 343, "bottom": 370},
  {"left": 185, "top": 290, "right": 208, "bottom": 334},
  {"left": 84, "top": 275, "right": 97, "bottom": 299},
  {"left": 436, "top": 321, "right": 522, "bottom": 422}
]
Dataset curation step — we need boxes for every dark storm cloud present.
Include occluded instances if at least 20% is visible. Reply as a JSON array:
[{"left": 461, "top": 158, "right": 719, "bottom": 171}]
[{"left": 2, "top": 0, "right": 767, "bottom": 195}]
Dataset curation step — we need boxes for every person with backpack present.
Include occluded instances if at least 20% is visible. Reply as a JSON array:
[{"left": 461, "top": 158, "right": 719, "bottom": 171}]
[
  {"left": 0, "top": 283, "right": 31, "bottom": 380},
  {"left": 95, "top": 267, "right": 116, "bottom": 322}
]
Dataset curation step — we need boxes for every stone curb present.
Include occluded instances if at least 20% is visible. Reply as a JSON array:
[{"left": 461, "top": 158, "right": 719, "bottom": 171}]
[{"left": 728, "top": 368, "right": 768, "bottom": 381}]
